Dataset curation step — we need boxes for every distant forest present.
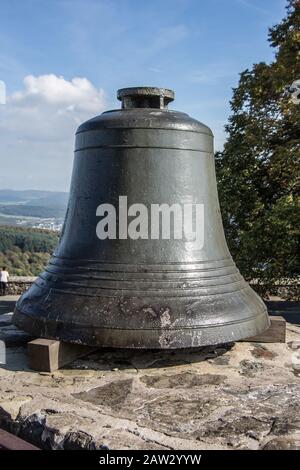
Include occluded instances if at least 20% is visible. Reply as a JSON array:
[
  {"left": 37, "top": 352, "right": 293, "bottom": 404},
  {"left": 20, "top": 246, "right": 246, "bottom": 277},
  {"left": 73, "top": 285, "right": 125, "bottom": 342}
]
[
  {"left": 0, "top": 189, "right": 68, "bottom": 219},
  {"left": 0, "top": 204, "right": 65, "bottom": 219},
  {"left": 0, "top": 226, "right": 59, "bottom": 276}
]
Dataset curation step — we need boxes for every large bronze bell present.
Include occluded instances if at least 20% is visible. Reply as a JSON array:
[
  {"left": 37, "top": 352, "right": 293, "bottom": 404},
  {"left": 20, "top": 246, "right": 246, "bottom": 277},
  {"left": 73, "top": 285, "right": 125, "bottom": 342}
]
[{"left": 13, "top": 87, "right": 269, "bottom": 348}]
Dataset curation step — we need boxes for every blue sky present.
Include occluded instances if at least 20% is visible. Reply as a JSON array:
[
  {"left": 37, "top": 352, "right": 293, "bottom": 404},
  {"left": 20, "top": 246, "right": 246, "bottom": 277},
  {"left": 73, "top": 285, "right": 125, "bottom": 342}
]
[{"left": 0, "top": 0, "right": 287, "bottom": 191}]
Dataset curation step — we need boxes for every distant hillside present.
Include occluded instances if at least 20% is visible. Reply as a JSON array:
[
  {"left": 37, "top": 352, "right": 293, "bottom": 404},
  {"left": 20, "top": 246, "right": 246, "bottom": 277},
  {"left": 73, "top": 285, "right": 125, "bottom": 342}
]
[
  {"left": 0, "top": 204, "right": 66, "bottom": 218},
  {"left": 28, "top": 193, "right": 69, "bottom": 208},
  {"left": 0, "top": 189, "right": 68, "bottom": 209}
]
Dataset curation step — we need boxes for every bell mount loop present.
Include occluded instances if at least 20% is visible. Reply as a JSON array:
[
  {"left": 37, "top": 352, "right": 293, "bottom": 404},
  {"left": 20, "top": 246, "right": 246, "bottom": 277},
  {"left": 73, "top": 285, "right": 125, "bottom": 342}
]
[{"left": 117, "top": 87, "right": 175, "bottom": 109}]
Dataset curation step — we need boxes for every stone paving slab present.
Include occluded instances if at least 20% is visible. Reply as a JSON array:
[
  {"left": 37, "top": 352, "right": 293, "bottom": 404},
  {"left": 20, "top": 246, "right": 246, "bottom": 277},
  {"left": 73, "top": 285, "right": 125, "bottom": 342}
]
[{"left": 0, "top": 314, "right": 299, "bottom": 450}]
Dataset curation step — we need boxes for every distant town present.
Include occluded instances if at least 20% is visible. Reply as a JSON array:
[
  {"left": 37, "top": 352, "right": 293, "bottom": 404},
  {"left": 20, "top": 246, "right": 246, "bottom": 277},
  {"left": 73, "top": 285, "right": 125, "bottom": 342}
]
[
  {"left": 0, "top": 189, "right": 68, "bottom": 232},
  {"left": 7, "top": 216, "right": 63, "bottom": 232}
]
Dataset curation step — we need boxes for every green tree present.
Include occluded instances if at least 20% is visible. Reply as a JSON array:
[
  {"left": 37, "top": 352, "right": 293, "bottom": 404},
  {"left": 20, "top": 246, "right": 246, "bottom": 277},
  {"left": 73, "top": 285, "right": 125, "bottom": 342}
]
[
  {"left": 216, "top": 0, "right": 300, "bottom": 299},
  {"left": 0, "top": 226, "right": 59, "bottom": 275}
]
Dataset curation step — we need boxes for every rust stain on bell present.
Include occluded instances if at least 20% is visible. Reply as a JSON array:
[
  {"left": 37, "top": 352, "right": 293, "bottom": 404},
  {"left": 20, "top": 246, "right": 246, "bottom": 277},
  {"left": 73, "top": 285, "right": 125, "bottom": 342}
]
[{"left": 13, "top": 86, "right": 270, "bottom": 348}]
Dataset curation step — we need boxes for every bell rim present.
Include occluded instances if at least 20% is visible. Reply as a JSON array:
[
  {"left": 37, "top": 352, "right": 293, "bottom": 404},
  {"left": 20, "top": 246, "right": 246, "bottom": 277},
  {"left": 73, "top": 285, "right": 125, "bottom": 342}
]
[{"left": 13, "top": 306, "right": 269, "bottom": 349}]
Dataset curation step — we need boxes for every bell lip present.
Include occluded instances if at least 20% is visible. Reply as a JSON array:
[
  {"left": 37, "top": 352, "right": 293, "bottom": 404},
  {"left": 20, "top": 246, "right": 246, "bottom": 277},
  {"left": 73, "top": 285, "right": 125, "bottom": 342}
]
[
  {"left": 117, "top": 87, "right": 175, "bottom": 103},
  {"left": 12, "top": 306, "right": 270, "bottom": 349}
]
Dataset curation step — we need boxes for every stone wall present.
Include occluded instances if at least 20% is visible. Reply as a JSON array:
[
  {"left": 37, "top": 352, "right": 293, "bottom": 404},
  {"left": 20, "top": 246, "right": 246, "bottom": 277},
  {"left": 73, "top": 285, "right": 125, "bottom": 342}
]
[{"left": 5, "top": 277, "right": 36, "bottom": 295}]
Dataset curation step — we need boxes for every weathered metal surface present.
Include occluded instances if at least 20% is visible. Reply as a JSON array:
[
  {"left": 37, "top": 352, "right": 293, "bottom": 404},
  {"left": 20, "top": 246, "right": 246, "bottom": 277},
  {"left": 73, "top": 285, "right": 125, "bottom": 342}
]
[{"left": 13, "top": 86, "right": 269, "bottom": 348}]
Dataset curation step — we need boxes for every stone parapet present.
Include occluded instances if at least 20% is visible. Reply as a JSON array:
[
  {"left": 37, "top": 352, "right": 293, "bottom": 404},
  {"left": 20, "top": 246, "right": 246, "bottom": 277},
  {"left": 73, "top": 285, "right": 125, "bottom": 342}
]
[{"left": 4, "top": 277, "right": 36, "bottom": 295}]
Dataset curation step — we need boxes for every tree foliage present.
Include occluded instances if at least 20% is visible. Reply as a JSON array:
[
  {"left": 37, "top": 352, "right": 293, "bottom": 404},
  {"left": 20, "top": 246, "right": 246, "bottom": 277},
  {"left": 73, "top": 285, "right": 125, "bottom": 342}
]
[
  {"left": 0, "top": 226, "right": 59, "bottom": 275},
  {"left": 216, "top": 0, "right": 300, "bottom": 299}
]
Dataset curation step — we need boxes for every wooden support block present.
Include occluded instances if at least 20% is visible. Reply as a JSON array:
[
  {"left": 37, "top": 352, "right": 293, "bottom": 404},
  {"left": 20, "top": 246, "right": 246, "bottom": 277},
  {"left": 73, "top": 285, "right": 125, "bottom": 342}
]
[
  {"left": 242, "top": 316, "right": 286, "bottom": 343},
  {"left": 28, "top": 338, "right": 97, "bottom": 372}
]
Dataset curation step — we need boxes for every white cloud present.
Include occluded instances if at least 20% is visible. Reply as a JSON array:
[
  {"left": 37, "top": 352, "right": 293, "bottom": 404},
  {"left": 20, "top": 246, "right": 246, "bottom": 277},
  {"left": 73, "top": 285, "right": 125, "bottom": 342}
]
[
  {"left": 0, "top": 74, "right": 106, "bottom": 190},
  {"left": 11, "top": 74, "right": 105, "bottom": 112}
]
